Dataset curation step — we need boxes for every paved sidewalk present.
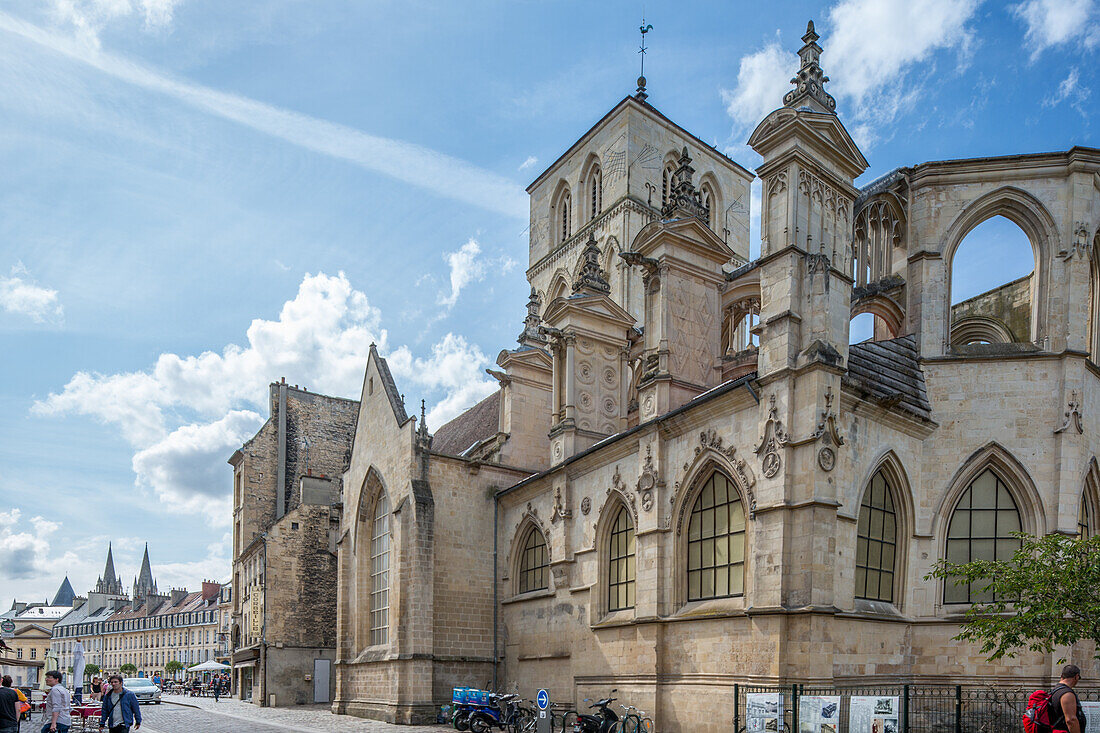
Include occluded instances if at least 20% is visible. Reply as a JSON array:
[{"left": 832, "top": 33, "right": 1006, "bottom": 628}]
[{"left": 164, "top": 694, "right": 455, "bottom": 733}]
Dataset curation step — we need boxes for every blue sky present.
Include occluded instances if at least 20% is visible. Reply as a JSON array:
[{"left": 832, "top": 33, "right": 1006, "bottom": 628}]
[{"left": 0, "top": 0, "right": 1096, "bottom": 605}]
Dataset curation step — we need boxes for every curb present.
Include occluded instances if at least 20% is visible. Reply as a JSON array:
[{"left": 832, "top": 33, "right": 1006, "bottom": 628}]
[{"left": 162, "top": 698, "right": 201, "bottom": 709}]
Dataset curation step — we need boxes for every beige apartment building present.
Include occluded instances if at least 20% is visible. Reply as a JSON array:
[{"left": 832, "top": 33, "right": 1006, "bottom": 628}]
[{"left": 329, "top": 20, "right": 1100, "bottom": 732}]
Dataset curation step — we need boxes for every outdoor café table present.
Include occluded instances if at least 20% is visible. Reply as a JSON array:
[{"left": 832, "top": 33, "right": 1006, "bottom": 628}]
[{"left": 71, "top": 703, "right": 102, "bottom": 731}]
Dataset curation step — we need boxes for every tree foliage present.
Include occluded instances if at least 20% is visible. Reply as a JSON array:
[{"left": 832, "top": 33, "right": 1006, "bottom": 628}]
[
  {"left": 119, "top": 663, "right": 137, "bottom": 675},
  {"left": 84, "top": 663, "right": 100, "bottom": 677},
  {"left": 928, "top": 532, "right": 1100, "bottom": 660},
  {"left": 164, "top": 660, "right": 184, "bottom": 674}
]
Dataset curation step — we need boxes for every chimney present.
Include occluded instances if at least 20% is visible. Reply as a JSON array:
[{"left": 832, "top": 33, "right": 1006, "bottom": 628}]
[{"left": 170, "top": 588, "right": 187, "bottom": 606}]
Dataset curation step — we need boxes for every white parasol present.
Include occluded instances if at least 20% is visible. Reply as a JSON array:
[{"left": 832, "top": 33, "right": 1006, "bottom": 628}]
[
  {"left": 187, "top": 660, "right": 230, "bottom": 672},
  {"left": 72, "top": 640, "right": 86, "bottom": 697}
]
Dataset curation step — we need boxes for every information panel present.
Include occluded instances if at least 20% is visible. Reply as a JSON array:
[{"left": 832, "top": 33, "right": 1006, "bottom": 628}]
[
  {"left": 798, "top": 695, "right": 841, "bottom": 733},
  {"left": 849, "top": 696, "right": 900, "bottom": 733},
  {"left": 1081, "top": 701, "right": 1100, "bottom": 733},
  {"left": 746, "top": 692, "right": 784, "bottom": 732}
]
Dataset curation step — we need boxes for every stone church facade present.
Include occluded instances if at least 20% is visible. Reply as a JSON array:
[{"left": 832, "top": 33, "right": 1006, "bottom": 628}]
[{"left": 332, "top": 22, "right": 1100, "bottom": 731}]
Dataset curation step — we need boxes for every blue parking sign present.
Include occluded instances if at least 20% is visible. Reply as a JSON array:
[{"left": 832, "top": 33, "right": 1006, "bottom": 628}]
[{"left": 537, "top": 689, "right": 549, "bottom": 710}]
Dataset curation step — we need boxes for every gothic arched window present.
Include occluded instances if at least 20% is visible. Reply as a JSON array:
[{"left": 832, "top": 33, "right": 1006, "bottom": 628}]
[
  {"left": 608, "top": 506, "right": 635, "bottom": 611},
  {"left": 687, "top": 471, "right": 745, "bottom": 600},
  {"left": 589, "top": 165, "right": 602, "bottom": 221},
  {"left": 700, "top": 182, "right": 715, "bottom": 229},
  {"left": 369, "top": 492, "right": 391, "bottom": 646},
  {"left": 518, "top": 527, "right": 549, "bottom": 594},
  {"left": 944, "top": 469, "right": 1021, "bottom": 603},
  {"left": 662, "top": 163, "right": 676, "bottom": 208},
  {"left": 856, "top": 470, "right": 898, "bottom": 603},
  {"left": 559, "top": 191, "right": 572, "bottom": 244}
]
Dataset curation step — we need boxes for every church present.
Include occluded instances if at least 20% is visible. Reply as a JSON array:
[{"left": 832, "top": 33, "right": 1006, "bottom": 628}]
[{"left": 331, "top": 21, "right": 1100, "bottom": 731}]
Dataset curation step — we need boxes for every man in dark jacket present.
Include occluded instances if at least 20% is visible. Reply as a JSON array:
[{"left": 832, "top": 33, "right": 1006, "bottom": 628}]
[
  {"left": 0, "top": 675, "right": 23, "bottom": 733},
  {"left": 98, "top": 675, "right": 141, "bottom": 733}
]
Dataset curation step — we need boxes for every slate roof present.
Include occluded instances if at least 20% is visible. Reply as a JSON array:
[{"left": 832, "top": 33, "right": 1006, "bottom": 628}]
[
  {"left": 845, "top": 334, "right": 932, "bottom": 421},
  {"left": 431, "top": 390, "right": 501, "bottom": 457},
  {"left": 51, "top": 577, "right": 76, "bottom": 607}
]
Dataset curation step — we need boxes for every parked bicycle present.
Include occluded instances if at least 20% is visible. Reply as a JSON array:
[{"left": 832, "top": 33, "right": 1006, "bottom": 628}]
[{"left": 614, "top": 704, "right": 653, "bottom": 733}]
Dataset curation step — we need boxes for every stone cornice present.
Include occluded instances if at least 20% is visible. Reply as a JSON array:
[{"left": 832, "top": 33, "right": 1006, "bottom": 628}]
[{"left": 527, "top": 196, "right": 658, "bottom": 280}]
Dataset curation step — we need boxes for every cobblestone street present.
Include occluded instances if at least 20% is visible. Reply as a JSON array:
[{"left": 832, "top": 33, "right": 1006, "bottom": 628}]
[{"left": 17, "top": 698, "right": 456, "bottom": 733}]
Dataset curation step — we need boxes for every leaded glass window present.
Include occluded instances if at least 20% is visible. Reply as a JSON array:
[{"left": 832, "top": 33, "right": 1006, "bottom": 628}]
[
  {"left": 1080, "top": 496, "right": 1092, "bottom": 538},
  {"left": 687, "top": 472, "right": 746, "bottom": 601},
  {"left": 518, "top": 528, "right": 549, "bottom": 594},
  {"left": 944, "top": 469, "right": 1021, "bottom": 603},
  {"left": 369, "top": 493, "right": 391, "bottom": 646},
  {"left": 608, "top": 506, "right": 635, "bottom": 611},
  {"left": 856, "top": 470, "right": 898, "bottom": 602}
]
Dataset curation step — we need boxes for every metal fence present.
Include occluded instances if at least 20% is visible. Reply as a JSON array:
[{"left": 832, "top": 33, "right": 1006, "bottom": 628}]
[{"left": 732, "top": 683, "right": 1100, "bottom": 733}]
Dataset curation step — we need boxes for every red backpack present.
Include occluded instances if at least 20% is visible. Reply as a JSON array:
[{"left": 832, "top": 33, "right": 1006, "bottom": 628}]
[{"left": 1023, "top": 690, "right": 1054, "bottom": 733}]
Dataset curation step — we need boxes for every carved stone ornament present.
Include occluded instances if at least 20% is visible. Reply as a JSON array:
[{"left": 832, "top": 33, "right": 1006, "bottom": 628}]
[
  {"left": 812, "top": 387, "right": 845, "bottom": 472},
  {"left": 635, "top": 446, "right": 660, "bottom": 512},
  {"left": 672, "top": 430, "right": 759, "bottom": 533},
  {"left": 805, "top": 251, "right": 831, "bottom": 292},
  {"left": 550, "top": 486, "right": 572, "bottom": 523},
  {"left": 608, "top": 466, "right": 638, "bottom": 519},
  {"left": 1054, "top": 390, "right": 1084, "bottom": 435},
  {"left": 755, "top": 395, "right": 790, "bottom": 479},
  {"left": 1058, "top": 222, "right": 1094, "bottom": 261},
  {"left": 580, "top": 497, "right": 591, "bottom": 515}
]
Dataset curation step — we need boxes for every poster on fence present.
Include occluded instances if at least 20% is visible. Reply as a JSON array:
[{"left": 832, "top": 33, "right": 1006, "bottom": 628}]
[
  {"left": 1082, "top": 702, "right": 1100, "bottom": 733},
  {"left": 849, "top": 696, "right": 899, "bottom": 733},
  {"left": 746, "top": 692, "right": 783, "bottom": 732},
  {"left": 798, "top": 695, "right": 840, "bottom": 733}
]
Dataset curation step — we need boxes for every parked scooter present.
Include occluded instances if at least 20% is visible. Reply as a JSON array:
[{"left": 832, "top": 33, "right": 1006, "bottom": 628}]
[{"left": 571, "top": 693, "right": 619, "bottom": 733}]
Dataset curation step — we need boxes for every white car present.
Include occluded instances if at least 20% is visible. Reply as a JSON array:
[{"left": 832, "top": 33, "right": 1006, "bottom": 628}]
[{"left": 122, "top": 677, "right": 162, "bottom": 704}]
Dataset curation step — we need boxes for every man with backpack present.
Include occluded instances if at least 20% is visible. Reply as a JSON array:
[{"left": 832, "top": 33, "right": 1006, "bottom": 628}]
[{"left": 1050, "top": 664, "right": 1086, "bottom": 733}]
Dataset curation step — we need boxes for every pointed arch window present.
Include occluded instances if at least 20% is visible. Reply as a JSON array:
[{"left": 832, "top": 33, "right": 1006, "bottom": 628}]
[
  {"left": 662, "top": 163, "right": 676, "bottom": 208},
  {"left": 589, "top": 165, "right": 602, "bottom": 221},
  {"left": 559, "top": 191, "right": 572, "bottom": 244},
  {"left": 518, "top": 527, "right": 549, "bottom": 594},
  {"left": 856, "top": 470, "right": 897, "bottom": 602},
  {"left": 1079, "top": 496, "right": 1092, "bottom": 538},
  {"left": 608, "top": 506, "right": 635, "bottom": 611},
  {"left": 369, "top": 492, "right": 391, "bottom": 646},
  {"left": 700, "top": 183, "right": 715, "bottom": 229},
  {"left": 944, "top": 469, "right": 1021, "bottom": 603},
  {"left": 687, "top": 472, "right": 746, "bottom": 600}
]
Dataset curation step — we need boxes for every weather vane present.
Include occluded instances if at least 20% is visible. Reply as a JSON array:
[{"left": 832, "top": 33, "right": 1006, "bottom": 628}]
[{"left": 637, "top": 15, "right": 653, "bottom": 101}]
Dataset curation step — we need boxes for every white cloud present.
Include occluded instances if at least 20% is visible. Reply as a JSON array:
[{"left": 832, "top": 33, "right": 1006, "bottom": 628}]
[
  {"left": 34, "top": 271, "right": 503, "bottom": 521},
  {"left": 49, "top": 0, "right": 181, "bottom": 46},
  {"left": 722, "top": 1, "right": 980, "bottom": 150},
  {"left": 438, "top": 238, "right": 517, "bottom": 309},
  {"left": 721, "top": 42, "right": 794, "bottom": 131},
  {"left": 132, "top": 410, "right": 263, "bottom": 526},
  {"left": 0, "top": 509, "right": 56, "bottom": 581},
  {"left": 1045, "top": 67, "right": 1091, "bottom": 115},
  {"left": 1012, "top": 0, "right": 1100, "bottom": 60},
  {"left": 0, "top": 262, "right": 64, "bottom": 324},
  {"left": 388, "top": 333, "right": 497, "bottom": 427},
  {"left": 0, "top": 11, "right": 528, "bottom": 219},
  {"left": 518, "top": 156, "right": 538, "bottom": 172}
]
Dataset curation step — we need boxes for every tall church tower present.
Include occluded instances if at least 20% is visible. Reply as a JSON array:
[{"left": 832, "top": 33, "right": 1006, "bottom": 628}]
[
  {"left": 747, "top": 21, "right": 868, "bottom": 614},
  {"left": 132, "top": 543, "right": 158, "bottom": 600},
  {"left": 94, "top": 542, "right": 125, "bottom": 595}
]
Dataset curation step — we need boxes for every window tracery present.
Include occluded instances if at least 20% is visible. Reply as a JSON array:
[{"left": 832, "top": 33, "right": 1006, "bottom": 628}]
[
  {"left": 852, "top": 198, "right": 904, "bottom": 287},
  {"left": 607, "top": 506, "right": 635, "bottom": 611},
  {"left": 856, "top": 470, "right": 897, "bottom": 603},
  {"left": 369, "top": 491, "right": 390, "bottom": 646},
  {"left": 686, "top": 472, "right": 745, "bottom": 601}
]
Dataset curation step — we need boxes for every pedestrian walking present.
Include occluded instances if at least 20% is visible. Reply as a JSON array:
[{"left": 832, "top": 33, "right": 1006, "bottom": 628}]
[
  {"left": 0, "top": 675, "right": 23, "bottom": 733},
  {"left": 98, "top": 675, "right": 141, "bottom": 733},
  {"left": 42, "top": 670, "right": 71, "bottom": 733},
  {"left": 1051, "top": 664, "right": 1086, "bottom": 733},
  {"left": 213, "top": 676, "right": 220, "bottom": 702}
]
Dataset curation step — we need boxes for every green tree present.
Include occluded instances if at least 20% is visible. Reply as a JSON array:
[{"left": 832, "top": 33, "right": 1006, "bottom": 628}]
[
  {"left": 928, "top": 531, "right": 1100, "bottom": 660},
  {"left": 84, "top": 663, "right": 101, "bottom": 678},
  {"left": 119, "top": 663, "right": 137, "bottom": 675},
  {"left": 164, "top": 660, "right": 184, "bottom": 676}
]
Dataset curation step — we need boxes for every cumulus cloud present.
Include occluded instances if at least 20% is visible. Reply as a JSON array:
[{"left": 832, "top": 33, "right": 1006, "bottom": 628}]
[
  {"left": 388, "top": 333, "right": 497, "bottom": 427},
  {"left": 721, "top": 42, "right": 794, "bottom": 131},
  {"left": 438, "top": 238, "right": 517, "bottom": 309},
  {"left": 0, "top": 509, "right": 58, "bottom": 581},
  {"left": 722, "top": 0, "right": 980, "bottom": 150},
  {"left": 1012, "top": 0, "right": 1100, "bottom": 60},
  {"left": 34, "top": 271, "right": 502, "bottom": 522},
  {"left": 0, "top": 262, "right": 63, "bottom": 324},
  {"left": 132, "top": 410, "right": 264, "bottom": 525}
]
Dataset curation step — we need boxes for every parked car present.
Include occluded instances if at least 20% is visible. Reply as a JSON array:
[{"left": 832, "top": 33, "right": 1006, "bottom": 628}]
[{"left": 123, "top": 677, "right": 162, "bottom": 704}]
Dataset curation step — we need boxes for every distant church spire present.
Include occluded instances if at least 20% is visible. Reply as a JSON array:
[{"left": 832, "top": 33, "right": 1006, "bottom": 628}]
[
  {"left": 95, "top": 543, "right": 124, "bottom": 595},
  {"left": 132, "top": 543, "right": 157, "bottom": 599},
  {"left": 782, "top": 20, "right": 837, "bottom": 113}
]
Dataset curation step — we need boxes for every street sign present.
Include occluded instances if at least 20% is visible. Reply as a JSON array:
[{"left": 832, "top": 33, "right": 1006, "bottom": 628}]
[
  {"left": 536, "top": 690, "right": 551, "bottom": 733},
  {"left": 0, "top": 619, "right": 14, "bottom": 634},
  {"left": 537, "top": 690, "right": 549, "bottom": 710}
]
